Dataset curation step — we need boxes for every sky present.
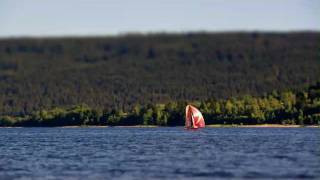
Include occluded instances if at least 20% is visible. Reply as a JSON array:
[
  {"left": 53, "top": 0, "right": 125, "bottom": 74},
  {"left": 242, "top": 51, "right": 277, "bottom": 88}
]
[{"left": 0, "top": 0, "right": 319, "bottom": 37}]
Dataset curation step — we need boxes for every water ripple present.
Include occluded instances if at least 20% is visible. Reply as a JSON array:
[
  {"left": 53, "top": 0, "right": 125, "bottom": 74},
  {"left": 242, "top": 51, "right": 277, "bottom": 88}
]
[{"left": 0, "top": 127, "right": 319, "bottom": 179}]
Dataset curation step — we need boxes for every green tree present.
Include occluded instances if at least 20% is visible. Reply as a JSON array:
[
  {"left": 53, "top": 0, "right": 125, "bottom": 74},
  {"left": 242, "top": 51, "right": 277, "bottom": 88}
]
[{"left": 142, "top": 108, "right": 154, "bottom": 125}]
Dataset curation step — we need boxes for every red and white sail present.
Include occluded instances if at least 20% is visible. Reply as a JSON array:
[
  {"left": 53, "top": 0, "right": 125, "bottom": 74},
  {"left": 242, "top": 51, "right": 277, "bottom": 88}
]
[{"left": 185, "top": 105, "right": 205, "bottom": 129}]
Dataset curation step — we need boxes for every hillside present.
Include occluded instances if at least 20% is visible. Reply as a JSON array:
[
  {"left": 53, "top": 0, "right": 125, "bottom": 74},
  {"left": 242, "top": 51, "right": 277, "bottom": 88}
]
[{"left": 0, "top": 32, "right": 319, "bottom": 115}]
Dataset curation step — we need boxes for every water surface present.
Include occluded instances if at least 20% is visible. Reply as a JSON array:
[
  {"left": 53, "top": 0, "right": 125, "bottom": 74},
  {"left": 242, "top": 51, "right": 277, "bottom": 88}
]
[{"left": 0, "top": 127, "right": 319, "bottom": 179}]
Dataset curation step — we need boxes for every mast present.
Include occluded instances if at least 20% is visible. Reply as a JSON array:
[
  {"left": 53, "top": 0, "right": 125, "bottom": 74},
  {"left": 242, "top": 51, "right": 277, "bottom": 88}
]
[{"left": 190, "top": 111, "right": 195, "bottom": 128}]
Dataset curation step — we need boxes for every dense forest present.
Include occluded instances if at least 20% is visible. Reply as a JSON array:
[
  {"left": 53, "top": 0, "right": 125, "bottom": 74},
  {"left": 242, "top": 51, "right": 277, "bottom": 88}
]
[
  {"left": 0, "top": 32, "right": 319, "bottom": 120},
  {"left": 0, "top": 82, "right": 319, "bottom": 126}
]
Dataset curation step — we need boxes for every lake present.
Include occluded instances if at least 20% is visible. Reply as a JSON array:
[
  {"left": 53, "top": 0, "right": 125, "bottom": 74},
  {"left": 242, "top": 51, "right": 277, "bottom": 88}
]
[{"left": 0, "top": 127, "right": 319, "bottom": 180}]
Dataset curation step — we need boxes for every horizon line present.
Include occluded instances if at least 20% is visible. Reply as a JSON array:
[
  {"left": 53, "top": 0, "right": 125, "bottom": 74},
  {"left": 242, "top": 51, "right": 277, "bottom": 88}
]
[{"left": 0, "top": 29, "right": 319, "bottom": 39}]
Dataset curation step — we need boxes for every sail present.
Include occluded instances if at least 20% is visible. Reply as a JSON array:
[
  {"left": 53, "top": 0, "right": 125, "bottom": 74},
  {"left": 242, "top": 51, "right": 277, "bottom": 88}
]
[{"left": 185, "top": 105, "right": 205, "bottom": 129}]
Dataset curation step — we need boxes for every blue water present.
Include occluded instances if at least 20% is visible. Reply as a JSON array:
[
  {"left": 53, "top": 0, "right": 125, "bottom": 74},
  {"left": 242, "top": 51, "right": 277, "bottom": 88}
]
[{"left": 0, "top": 127, "right": 319, "bottom": 180}]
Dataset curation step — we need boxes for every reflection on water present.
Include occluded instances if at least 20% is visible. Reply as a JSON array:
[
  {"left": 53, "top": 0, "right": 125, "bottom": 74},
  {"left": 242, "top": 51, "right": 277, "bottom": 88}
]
[{"left": 0, "top": 127, "right": 319, "bottom": 179}]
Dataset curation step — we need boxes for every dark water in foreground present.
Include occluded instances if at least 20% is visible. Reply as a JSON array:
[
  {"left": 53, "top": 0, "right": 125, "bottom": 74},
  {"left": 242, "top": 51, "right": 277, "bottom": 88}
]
[{"left": 0, "top": 127, "right": 319, "bottom": 180}]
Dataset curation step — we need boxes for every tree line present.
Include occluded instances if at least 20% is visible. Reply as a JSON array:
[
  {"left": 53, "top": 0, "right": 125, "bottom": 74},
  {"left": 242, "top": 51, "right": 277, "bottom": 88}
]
[
  {"left": 1, "top": 82, "right": 319, "bottom": 126},
  {"left": 0, "top": 32, "right": 319, "bottom": 116}
]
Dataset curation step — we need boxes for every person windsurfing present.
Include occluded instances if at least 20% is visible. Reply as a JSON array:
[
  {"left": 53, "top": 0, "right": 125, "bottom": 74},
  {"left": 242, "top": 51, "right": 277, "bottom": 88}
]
[{"left": 185, "top": 105, "right": 205, "bottom": 129}]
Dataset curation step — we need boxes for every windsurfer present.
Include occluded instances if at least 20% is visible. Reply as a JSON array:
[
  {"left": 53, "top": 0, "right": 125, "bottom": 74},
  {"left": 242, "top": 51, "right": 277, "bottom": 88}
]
[{"left": 185, "top": 105, "right": 205, "bottom": 129}]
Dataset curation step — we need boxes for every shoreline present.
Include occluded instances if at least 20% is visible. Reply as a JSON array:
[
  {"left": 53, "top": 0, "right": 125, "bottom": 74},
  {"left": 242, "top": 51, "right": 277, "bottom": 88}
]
[
  {"left": 0, "top": 124, "right": 318, "bottom": 128},
  {"left": 205, "top": 124, "right": 319, "bottom": 128}
]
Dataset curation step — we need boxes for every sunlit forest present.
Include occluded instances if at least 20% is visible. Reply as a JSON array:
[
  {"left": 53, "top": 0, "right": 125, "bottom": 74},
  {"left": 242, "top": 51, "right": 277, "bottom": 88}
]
[
  {"left": 0, "top": 32, "right": 319, "bottom": 126},
  {"left": 0, "top": 82, "right": 319, "bottom": 126}
]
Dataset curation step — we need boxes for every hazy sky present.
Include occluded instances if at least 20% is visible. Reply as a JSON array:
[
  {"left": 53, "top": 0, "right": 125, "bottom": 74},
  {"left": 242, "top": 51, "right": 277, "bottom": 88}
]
[{"left": 0, "top": 0, "right": 319, "bottom": 37}]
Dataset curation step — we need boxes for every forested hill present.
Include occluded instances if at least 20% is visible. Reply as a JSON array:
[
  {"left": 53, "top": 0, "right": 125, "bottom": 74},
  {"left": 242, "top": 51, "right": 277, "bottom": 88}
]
[{"left": 0, "top": 32, "right": 319, "bottom": 115}]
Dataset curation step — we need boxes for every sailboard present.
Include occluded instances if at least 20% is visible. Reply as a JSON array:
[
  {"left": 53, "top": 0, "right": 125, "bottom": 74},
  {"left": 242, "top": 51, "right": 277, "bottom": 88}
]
[{"left": 185, "top": 105, "right": 205, "bottom": 129}]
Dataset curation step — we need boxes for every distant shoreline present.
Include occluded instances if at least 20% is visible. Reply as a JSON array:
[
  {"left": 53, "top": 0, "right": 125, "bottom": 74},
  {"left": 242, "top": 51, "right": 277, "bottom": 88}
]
[
  {"left": 0, "top": 124, "right": 318, "bottom": 128},
  {"left": 206, "top": 124, "right": 319, "bottom": 128}
]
